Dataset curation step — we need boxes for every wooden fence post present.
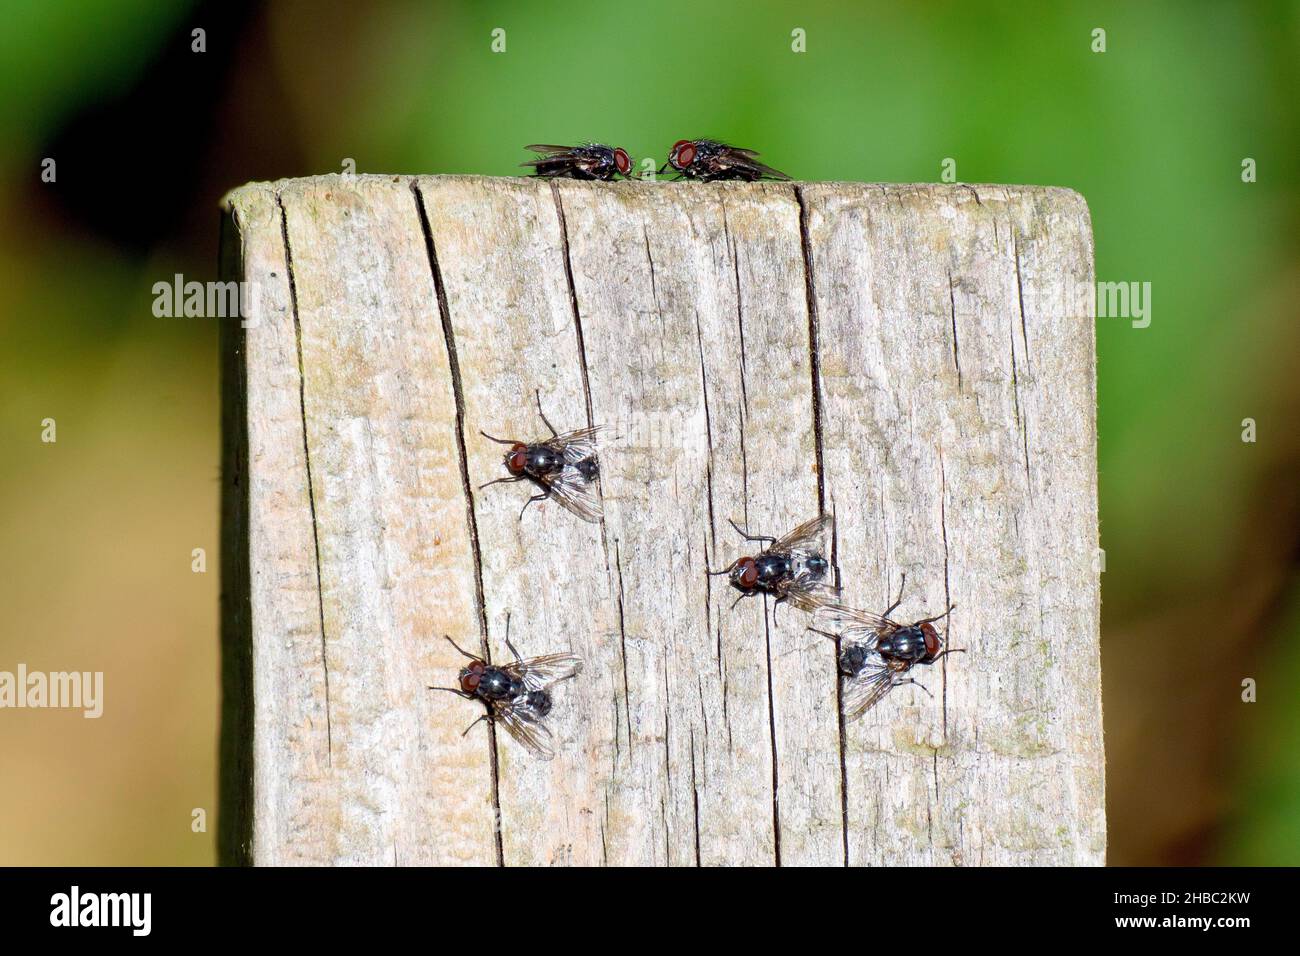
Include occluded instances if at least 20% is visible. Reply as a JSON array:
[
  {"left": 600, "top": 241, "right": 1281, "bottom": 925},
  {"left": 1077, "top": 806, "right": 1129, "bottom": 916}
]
[{"left": 219, "top": 174, "right": 1103, "bottom": 866}]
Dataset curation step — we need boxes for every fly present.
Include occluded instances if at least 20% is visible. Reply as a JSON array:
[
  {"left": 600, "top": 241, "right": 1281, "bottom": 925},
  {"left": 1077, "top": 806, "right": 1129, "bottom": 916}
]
[
  {"left": 658, "top": 139, "right": 791, "bottom": 181},
  {"left": 810, "top": 574, "right": 961, "bottom": 719},
  {"left": 479, "top": 389, "right": 604, "bottom": 523},
  {"left": 428, "top": 616, "right": 583, "bottom": 760},
  {"left": 522, "top": 143, "right": 633, "bottom": 181},
  {"left": 708, "top": 513, "right": 837, "bottom": 619}
]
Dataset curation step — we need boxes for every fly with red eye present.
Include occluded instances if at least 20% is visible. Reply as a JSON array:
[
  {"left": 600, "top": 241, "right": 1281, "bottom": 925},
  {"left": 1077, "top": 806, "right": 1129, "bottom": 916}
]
[
  {"left": 658, "top": 139, "right": 791, "bottom": 182},
  {"left": 707, "top": 513, "right": 838, "bottom": 620},
  {"left": 521, "top": 143, "right": 634, "bottom": 181},
  {"left": 808, "top": 574, "right": 963, "bottom": 719},
  {"left": 479, "top": 389, "right": 605, "bottom": 523},
  {"left": 427, "top": 614, "right": 583, "bottom": 760}
]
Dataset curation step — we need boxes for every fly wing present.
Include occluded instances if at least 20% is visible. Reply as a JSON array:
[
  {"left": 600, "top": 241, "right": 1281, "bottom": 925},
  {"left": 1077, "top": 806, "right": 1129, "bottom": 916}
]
[
  {"left": 813, "top": 602, "right": 892, "bottom": 645},
  {"left": 548, "top": 424, "right": 605, "bottom": 464},
  {"left": 773, "top": 513, "right": 833, "bottom": 555},
  {"left": 502, "top": 652, "right": 584, "bottom": 690},
  {"left": 740, "top": 158, "right": 791, "bottom": 180},
  {"left": 545, "top": 466, "right": 603, "bottom": 522},
  {"left": 492, "top": 698, "right": 556, "bottom": 760},
  {"left": 524, "top": 144, "right": 578, "bottom": 155},
  {"left": 715, "top": 145, "right": 791, "bottom": 180},
  {"left": 842, "top": 659, "right": 901, "bottom": 721},
  {"left": 780, "top": 574, "right": 840, "bottom": 612}
]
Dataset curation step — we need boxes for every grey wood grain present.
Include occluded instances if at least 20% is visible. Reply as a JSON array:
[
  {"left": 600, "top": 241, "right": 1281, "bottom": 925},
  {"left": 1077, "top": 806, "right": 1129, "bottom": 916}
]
[{"left": 221, "top": 175, "right": 1103, "bottom": 866}]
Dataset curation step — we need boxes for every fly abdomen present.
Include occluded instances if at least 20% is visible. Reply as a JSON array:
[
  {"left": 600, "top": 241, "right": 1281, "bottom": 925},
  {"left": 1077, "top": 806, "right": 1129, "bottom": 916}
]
[
  {"left": 524, "top": 689, "right": 553, "bottom": 717},
  {"left": 839, "top": 643, "right": 874, "bottom": 676},
  {"left": 804, "top": 554, "right": 829, "bottom": 580}
]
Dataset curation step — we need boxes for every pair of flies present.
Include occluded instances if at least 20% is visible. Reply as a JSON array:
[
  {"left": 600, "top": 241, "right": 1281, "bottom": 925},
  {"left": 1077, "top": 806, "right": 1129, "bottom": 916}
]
[
  {"left": 522, "top": 139, "right": 790, "bottom": 182},
  {"left": 447, "top": 398, "right": 596, "bottom": 756},
  {"left": 711, "top": 513, "right": 961, "bottom": 717}
]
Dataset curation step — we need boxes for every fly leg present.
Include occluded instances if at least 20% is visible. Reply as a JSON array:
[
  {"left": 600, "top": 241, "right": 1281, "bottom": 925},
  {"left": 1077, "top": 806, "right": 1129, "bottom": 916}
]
[
  {"left": 441, "top": 635, "right": 482, "bottom": 661},
  {"left": 882, "top": 573, "right": 908, "bottom": 618},
  {"left": 459, "top": 713, "right": 490, "bottom": 736},
  {"left": 504, "top": 613, "right": 527, "bottom": 667},
  {"left": 896, "top": 678, "right": 933, "bottom": 700},
  {"left": 518, "top": 484, "right": 551, "bottom": 521},
  {"left": 478, "top": 475, "right": 527, "bottom": 491},
  {"left": 916, "top": 604, "right": 957, "bottom": 626},
  {"left": 534, "top": 389, "right": 559, "bottom": 440},
  {"left": 427, "top": 686, "right": 475, "bottom": 698},
  {"left": 727, "top": 518, "right": 777, "bottom": 545}
]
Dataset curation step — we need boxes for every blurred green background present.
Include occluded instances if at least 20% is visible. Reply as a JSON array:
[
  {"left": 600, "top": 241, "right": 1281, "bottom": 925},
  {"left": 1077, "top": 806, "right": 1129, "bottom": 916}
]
[{"left": 0, "top": 0, "right": 1296, "bottom": 865}]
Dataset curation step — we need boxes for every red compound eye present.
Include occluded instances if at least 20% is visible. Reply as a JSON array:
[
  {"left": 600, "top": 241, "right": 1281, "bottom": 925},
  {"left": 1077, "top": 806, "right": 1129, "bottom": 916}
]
[
  {"left": 921, "top": 623, "right": 941, "bottom": 658},
  {"left": 673, "top": 141, "right": 697, "bottom": 168},
  {"left": 459, "top": 670, "right": 481, "bottom": 694},
  {"left": 736, "top": 557, "right": 759, "bottom": 589},
  {"left": 614, "top": 148, "right": 631, "bottom": 175},
  {"left": 507, "top": 444, "right": 528, "bottom": 474}
]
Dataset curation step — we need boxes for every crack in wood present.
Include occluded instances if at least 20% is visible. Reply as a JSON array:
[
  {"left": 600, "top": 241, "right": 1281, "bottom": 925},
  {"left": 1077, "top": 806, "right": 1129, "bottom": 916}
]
[
  {"left": 411, "top": 181, "right": 504, "bottom": 868},
  {"left": 938, "top": 449, "right": 952, "bottom": 741},
  {"left": 797, "top": 184, "right": 845, "bottom": 865},
  {"left": 689, "top": 726, "right": 702, "bottom": 866},
  {"left": 613, "top": 540, "right": 633, "bottom": 754},
  {"left": 947, "top": 268, "right": 963, "bottom": 392},
  {"left": 762, "top": 603, "right": 781, "bottom": 866},
  {"left": 276, "top": 191, "right": 333, "bottom": 766}
]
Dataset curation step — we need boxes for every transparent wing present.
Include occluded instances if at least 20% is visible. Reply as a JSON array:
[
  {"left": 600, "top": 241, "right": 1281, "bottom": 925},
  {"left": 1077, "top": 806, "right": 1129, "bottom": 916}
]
[
  {"left": 502, "top": 653, "right": 583, "bottom": 690},
  {"left": 545, "top": 466, "right": 603, "bottom": 523},
  {"left": 493, "top": 698, "right": 556, "bottom": 760},
  {"left": 738, "top": 158, "right": 791, "bottom": 181},
  {"left": 524, "top": 144, "right": 578, "bottom": 155},
  {"left": 773, "top": 513, "right": 833, "bottom": 555},
  {"left": 780, "top": 574, "right": 840, "bottom": 612},
  {"left": 842, "top": 659, "right": 902, "bottom": 721},
  {"left": 713, "top": 144, "right": 791, "bottom": 180},
  {"left": 547, "top": 424, "right": 605, "bottom": 464},
  {"left": 813, "top": 602, "right": 892, "bottom": 644}
]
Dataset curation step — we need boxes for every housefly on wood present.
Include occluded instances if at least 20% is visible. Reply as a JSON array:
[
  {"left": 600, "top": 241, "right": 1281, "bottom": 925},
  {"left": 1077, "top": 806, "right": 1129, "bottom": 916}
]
[
  {"left": 658, "top": 139, "right": 791, "bottom": 182},
  {"left": 810, "top": 574, "right": 961, "bottom": 719},
  {"left": 479, "top": 390, "right": 604, "bottom": 523},
  {"left": 428, "top": 617, "right": 583, "bottom": 760},
  {"left": 522, "top": 143, "right": 633, "bottom": 181},
  {"left": 708, "top": 513, "right": 837, "bottom": 618}
]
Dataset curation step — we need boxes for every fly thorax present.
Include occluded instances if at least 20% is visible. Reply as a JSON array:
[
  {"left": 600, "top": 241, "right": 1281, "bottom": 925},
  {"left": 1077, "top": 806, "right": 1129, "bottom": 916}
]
[
  {"left": 755, "top": 554, "right": 790, "bottom": 584},
  {"left": 478, "top": 668, "right": 515, "bottom": 700},
  {"left": 884, "top": 627, "right": 928, "bottom": 663},
  {"left": 528, "top": 447, "right": 565, "bottom": 475}
]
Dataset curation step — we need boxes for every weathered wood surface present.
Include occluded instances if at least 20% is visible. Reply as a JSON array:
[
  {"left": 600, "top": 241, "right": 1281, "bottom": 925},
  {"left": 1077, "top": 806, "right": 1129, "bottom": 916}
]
[{"left": 220, "top": 174, "right": 1103, "bottom": 866}]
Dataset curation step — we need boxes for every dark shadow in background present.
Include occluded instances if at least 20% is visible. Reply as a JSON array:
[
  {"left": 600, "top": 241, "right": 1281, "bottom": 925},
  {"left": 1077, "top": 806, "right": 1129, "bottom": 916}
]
[
  {"left": 216, "top": 207, "right": 251, "bottom": 866},
  {"left": 37, "top": 0, "right": 259, "bottom": 256}
]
